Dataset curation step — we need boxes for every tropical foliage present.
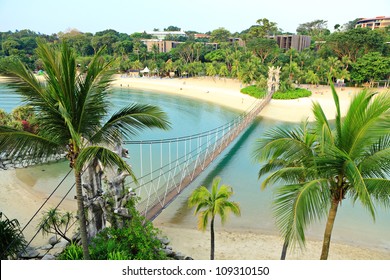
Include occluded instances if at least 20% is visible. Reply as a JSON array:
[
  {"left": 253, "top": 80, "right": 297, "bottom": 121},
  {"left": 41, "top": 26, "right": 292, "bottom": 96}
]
[
  {"left": 0, "top": 212, "right": 27, "bottom": 260},
  {"left": 1, "top": 19, "right": 388, "bottom": 86},
  {"left": 58, "top": 197, "right": 167, "bottom": 260},
  {"left": 188, "top": 177, "right": 241, "bottom": 260},
  {"left": 254, "top": 85, "right": 390, "bottom": 259},
  {"left": 0, "top": 40, "right": 170, "bottom": 259},
  {"left": 37, "top": 208, "right": 75, "bottom": 243},
  {"left": 241, "top": 85, "right": 311, "bottom": 100}
]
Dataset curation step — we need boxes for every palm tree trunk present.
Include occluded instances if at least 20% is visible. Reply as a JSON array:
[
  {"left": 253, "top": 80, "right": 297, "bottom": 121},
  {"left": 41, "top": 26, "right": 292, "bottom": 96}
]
[
  {"left": 75, "top": 169, "right": 90, "bottom": 260},
  {"left": 210, "top": 216, "right": 215, "bottom": 260},
  {"left": 280, "top": 239, "right": 289, "bottom": 260},
  {"left": 320, "top": 199, "right": 339, "bottom": 260}
]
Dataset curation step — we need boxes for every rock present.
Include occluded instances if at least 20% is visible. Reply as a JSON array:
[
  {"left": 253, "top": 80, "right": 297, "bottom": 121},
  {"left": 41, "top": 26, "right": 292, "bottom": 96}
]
[
  {"left": 158, "top": 237, "right": 170, "bottom": 246},
  {"left": 41, "top": 254, "right": 56, "bottom": 260},
  {"left": 161, "top": 248, "right": 175, "bottom": 257},
  {"left": 20, "top": 247, "right": 39, "bottom": 259},
  {"left": 174, "top": 252, "right": 186, "bottom": 260},
  {"left": 49, "top": 235, "right": 59, "bottom": 246},
  {"left": 165, "top": 246, "right": 173, "bottom": 250},
  {"left": 53, "top": 240, "right": 69, "bottom": 249},
  {"left": 5, "top": 164, "right": 14, "bottom": 170},
  {"left": 39, "top": 244, "right": 53, "bottom": 250},
  {"left": 185, "top": 256, "right": 194, "bottom": 260}
]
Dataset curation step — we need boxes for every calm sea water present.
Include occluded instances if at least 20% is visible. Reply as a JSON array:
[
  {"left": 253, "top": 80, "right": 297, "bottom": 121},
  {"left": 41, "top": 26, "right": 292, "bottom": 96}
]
[{"left": 0, "top": 83, "right": 389, "bottom": 251}]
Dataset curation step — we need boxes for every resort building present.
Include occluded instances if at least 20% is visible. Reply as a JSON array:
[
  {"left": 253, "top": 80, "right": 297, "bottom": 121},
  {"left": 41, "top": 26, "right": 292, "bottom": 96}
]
[
  {"left": 141, "top": 39, "right": 181, "bottom": 52},
  {"left": 194, "top": 33, "right": 211, "bottom": 40},
  {"left": 229, "top": 37, "right": 246, "bottom": 47},
  {"left": 146, "top": 30, "right": 187, "bottom": 40},
  {"left": 355, "top": 16, "right": 390, "bottom": 30},
  {"left": 268, "top": 35, "right": 311, "bottom": 52}
]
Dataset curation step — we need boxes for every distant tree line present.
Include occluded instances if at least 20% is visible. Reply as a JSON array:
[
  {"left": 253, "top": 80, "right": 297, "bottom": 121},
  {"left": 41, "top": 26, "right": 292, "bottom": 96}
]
[{"left": 1, "top": 19, "right": 389, "bottom": 86}]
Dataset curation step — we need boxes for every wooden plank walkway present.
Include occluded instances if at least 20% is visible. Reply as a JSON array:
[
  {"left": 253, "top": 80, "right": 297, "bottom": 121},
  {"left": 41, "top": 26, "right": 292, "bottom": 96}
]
[{"left": 141, "top": 93, "right": 273, "bottom": 220}]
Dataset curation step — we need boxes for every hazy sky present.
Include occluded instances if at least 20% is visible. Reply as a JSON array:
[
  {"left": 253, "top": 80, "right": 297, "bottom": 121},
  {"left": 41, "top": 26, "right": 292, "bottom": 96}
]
[{"left": 0, "top": 0, "right": 389, "bottom": 35}]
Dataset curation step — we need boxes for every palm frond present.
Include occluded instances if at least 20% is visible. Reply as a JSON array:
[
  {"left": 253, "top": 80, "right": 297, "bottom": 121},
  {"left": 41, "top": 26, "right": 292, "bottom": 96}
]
[
  {"left": 0, "top": 126, "right": 62, "bottom": 162},
  {"left": 359, "top": 140, "right": 390, "bottom": 178},
  {"left": 329, "top": 83, "right": 341, "bottom": 140},
  {"left": 312, "top": 101, "right": 333, "bottom": 150},
  {"left": 76, "top": 47, "right": 115, "bottom": 137},
  {"left": 273, "top": 179, "right": 330, "bottom": 249},
  {"left": 253, "top": 129, "right": 314, "bottom": 165},
  {"left": 91, "top": 104, "right": 171, "bottom": 145},
  {"left": 344, "top": 159, "right": 375, "bottom": 219},
  {"left": 345, "top": 92, "right": 390, "bottom": 159},
  {"left": 364, "top": 178, "right": 390, "bottom": 208},
  {"left": 75, "top": 146, "right": 137, "bottom": 183},
  {"left": 261, "top": 166, "right": 310, "bottom": 189}
]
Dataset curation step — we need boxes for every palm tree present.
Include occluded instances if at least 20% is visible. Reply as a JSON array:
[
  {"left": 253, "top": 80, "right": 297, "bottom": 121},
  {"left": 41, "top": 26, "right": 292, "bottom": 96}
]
[
  {"left": 254, "top": 121, "right": 320, "bottom": 259},
  {"left": 0, "top": 212, "right": 27, "bottom": 259},
  {"left": 0, "top": 40, "right": 170, "bottom": 259},
  {"left": 188, "top": 177, "right": 241, "bottom": 260},
  {"left": 254, "top": 85, "right": 390, "bottom": 259}
]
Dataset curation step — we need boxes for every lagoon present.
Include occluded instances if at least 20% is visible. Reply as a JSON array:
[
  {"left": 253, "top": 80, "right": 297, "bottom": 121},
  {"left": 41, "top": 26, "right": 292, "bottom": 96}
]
[{"left": 0, "top": 84, "right": 389, "bottom": 252}]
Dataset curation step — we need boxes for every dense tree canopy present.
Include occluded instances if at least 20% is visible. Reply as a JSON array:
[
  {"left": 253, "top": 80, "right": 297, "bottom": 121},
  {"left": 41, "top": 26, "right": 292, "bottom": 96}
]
[{"left": 0, "top": 19, "right": 389, "bottom": 86}]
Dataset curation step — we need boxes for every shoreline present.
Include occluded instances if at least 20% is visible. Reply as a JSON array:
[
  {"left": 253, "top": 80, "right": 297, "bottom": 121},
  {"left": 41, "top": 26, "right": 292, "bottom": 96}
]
[
  {"left": 155, "top": 223, "right": 390, "bottom": 260},
  {"left": 109, "top": 75, "right": 388, "bottom": 122},
  {"left": 1, "top": 75, "right": 389, "bottom": 259}
]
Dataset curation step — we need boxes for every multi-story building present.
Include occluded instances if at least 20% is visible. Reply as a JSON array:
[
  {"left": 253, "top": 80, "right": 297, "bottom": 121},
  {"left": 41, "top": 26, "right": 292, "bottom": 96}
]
[
  {"left": 268, "top": 35, "right": 311, "bottom": 52},
  {"left": 355, "top": 16, "right": 390, "bottom": 30},
  {"left": 141, "top": 39, "right": 181, "bottom": 52}
]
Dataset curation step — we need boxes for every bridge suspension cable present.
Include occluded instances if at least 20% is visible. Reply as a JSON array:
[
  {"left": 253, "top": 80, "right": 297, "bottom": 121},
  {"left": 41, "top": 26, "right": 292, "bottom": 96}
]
[{"left": 123, "top": 93, "right": 273, "bottom": 220}]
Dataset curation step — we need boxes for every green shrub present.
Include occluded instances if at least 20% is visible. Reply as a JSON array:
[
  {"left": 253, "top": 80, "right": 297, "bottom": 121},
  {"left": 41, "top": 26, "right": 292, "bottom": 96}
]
[
  {"left": 0, "top": 212, "right": 27, "bottom": 260},
  {"left": 273, "top": 88, "right": 312, "bottom": 99},
  {"left": 88, "top": 199, "right": 167, "bottom": 260},
  {"left": 58, "top": 242, "right": 83, "bottom": 260},
  {"left": 240, "top": 85, "right": 312, "bottom": 100},
  {"left": 240, "top": 85, "right": 267, "bottom": 98}
]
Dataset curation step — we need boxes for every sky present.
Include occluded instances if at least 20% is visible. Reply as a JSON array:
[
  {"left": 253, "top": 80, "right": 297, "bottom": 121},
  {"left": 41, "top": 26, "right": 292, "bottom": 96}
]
[{"left": 0, "top": 0, "right": 389, "bottom": 35}]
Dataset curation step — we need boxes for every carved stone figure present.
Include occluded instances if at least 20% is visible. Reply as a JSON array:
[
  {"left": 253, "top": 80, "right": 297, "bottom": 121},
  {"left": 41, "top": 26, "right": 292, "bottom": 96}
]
[
  {"left": 81, "top": 144, "right": 135, "bottom": 240},
  {"left": 267, "top": 66, "right": 281, "bottom": 94}
]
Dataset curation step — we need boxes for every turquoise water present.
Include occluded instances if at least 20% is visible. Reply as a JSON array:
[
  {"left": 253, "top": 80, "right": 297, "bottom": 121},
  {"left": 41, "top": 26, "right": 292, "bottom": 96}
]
[{"left": 0, "top": 84, "right": 389, "bottom": 252}]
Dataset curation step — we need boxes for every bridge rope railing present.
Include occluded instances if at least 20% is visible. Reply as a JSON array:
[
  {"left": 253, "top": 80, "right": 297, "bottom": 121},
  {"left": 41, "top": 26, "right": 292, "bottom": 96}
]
[{"left": 123, "top": 92, "right": 273, "bottom": 219}]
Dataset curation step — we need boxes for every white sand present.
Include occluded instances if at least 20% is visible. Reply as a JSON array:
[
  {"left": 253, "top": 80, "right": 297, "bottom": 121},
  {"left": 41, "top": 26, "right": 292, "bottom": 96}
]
[
  {"left": 1, "top": 75, "right": 389, "bottom": 259},
  {"left": 110, "top": 75, "right": 388, "bottom": 122},
  {"left": 156, "top": 224, "right": 390, "bottom": 260}
]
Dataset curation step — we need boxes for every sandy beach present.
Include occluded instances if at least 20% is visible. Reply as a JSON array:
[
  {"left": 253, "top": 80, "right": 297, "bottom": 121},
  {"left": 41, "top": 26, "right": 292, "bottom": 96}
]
[
  {"left": 110, "top": 75, "right": 386, "bottom": 122},
  {"left": 1, "top": 75, "right": 389, "bottom": 259}
]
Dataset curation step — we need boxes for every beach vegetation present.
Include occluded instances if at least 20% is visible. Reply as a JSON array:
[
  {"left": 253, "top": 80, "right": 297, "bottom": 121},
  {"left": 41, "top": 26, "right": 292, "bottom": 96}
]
[
  {"left": 188, "top": 177, "right": 241, "bottom": 260},
  {"left": 240, "top": 85, "right": 267, "bottom": 98},
  {"left": 0, "top": 40, "right": 170, "bottom": 259},
  {"left": 254, "top": 85, "right": 390, "bottom": 259},
  {"left": 37, "top": 208, "right": 75, "bottom": 243},
  {"left": 0, "top": 106, "right": 37, "bottom": 133},
  {"left": 273, "top": 88, "right": 312, "bottom": 99},
  {"left": 57, "top": 196, "right": 167, "bottom": 260},
  {"left": 58, "top": 242, "right": 84, "bottom": 260},
  {"left": 240, "top": 85, "right": 311, "bottom": 100},
  {"left": 350, "top": 52, "right": 390, "bottom": 85},
  {"left": 89, "top": 203, "right": 167, "bottom": 260},
  {"left": 0, "top": 212, "right": 27, "bottom": 260}
]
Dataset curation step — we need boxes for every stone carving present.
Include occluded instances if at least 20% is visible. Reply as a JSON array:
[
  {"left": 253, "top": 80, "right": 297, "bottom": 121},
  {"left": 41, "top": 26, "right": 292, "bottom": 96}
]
[
  {"left": 81, "top": 143, "right": 135, "bottom": 240},
  {"left": 267, "top": 66, "right": 281, "bottom": 94}
]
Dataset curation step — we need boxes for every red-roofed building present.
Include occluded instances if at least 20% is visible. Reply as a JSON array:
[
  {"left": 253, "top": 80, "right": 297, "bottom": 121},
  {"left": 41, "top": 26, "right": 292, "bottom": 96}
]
[{"left": 355, "top": 16, "right": 390, "bottom": 29}]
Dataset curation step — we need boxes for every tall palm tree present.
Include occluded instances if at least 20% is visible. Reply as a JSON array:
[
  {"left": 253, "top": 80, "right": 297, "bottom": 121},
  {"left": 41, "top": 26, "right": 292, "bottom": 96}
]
[
  {"left": 254, "top": 85, "right": 390, "bottom": 259},
  {"left": 0, "top": 40, "right": 170, "bottom": 259},
  {"left": 188, "top": 177, "right": 241, "bottom": 260},
  {"left": 254, "top": 121, "right": 321, "bottom": 259}
]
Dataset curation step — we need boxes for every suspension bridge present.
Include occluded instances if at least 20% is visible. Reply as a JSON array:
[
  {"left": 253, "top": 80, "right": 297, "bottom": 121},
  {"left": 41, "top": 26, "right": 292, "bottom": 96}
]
[{"left": 123, "top": 91, "right": 273, "bottom": 220}]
